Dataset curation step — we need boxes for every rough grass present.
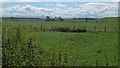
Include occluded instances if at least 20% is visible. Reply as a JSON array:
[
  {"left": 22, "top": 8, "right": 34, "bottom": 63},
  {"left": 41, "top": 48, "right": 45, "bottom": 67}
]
[
  {"left": 8, "top": 29, "right": 118, "bottom": 66},
  {"left": 2, "top": 17, "right": 118, "bottom": 66},
  {"left": 19, "top": 31, "right": 118, "bottom": 66},
  {"left": 2, "top": 18, "right": 118, "bottom": 32}
]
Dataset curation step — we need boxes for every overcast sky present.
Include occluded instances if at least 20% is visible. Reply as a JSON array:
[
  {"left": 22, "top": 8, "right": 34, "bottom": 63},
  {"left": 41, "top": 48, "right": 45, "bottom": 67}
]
[
  {"left": 1, "top": 1, "right": 119, "bottom": 18},
  {"left": 1, "top": 0, "right": 120, "bottom": 2}
]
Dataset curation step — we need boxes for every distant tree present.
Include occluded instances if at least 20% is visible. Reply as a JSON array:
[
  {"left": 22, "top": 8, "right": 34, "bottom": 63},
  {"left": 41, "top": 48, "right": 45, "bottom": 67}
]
[
  {"left": 10, "top": 17, "right": 14, "bottom": 19},
  {"left": 51, "top": 18, "right": 55, "bottom": 21},
  {"left": 58, "top": 17, "right": 61, "bottom": 19},
  {"left": 55, "top": 17, "right": 57, "bottom": 19},
  {"left": 45, "top": 16, "right": 63, "bottom": 21},
  {"left": 58, "top": 17, "right": 64, "bottom": 21},
  {"left": 46, "top": 16, "right": 50, "bottom": 21}
]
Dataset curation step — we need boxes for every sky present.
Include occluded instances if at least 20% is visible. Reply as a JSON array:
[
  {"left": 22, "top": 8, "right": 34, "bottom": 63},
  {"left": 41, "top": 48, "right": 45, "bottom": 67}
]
[
  {"left": 0, "top": 0, "right": 120, "bottom": 2},
  {"left": 0, "top": 0, "right": 119, "bottom": 18}
]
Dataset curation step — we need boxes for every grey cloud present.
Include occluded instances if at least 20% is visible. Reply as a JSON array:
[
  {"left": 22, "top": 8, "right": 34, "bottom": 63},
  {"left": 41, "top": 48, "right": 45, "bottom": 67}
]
[{"left": 2, "top": 3, "right": 118, "bottom": 18}]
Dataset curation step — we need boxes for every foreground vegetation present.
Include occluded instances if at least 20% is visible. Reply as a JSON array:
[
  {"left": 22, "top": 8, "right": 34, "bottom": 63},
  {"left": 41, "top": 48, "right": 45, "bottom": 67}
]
[{"left": 2, "top": 17, "right": 118, "bottom": 66}]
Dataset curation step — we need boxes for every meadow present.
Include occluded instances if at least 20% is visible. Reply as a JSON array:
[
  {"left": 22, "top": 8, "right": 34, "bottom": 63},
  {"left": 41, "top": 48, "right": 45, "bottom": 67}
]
[{"left": 2, "top": 17, "right": 118, "bottom": 66}]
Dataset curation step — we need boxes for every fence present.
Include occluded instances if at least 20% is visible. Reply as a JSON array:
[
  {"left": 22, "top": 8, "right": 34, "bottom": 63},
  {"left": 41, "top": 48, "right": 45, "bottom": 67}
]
[{"left": 3, "top": 24, "right": 118, "bottom": 33}]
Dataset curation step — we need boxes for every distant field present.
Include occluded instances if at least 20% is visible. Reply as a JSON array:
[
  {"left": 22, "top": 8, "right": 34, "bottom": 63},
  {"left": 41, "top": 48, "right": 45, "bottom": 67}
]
[
  {"left": 2, "top": 17, "right": 118, "bottom": 66},
  {"left": 2, "top": 17, "right": 118, "bottom": 32}
]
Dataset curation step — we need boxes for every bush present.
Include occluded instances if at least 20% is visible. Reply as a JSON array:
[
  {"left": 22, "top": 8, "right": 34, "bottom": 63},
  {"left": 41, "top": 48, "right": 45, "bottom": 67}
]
[
  {"left": 50, "top": 27, "right": 87, "bottom": 32},
  {"left": 57, "top": 27, "right": 70, "bottom": 32},
  {"left": 71, "top": 28, "right": 87, "bottom": 32}
]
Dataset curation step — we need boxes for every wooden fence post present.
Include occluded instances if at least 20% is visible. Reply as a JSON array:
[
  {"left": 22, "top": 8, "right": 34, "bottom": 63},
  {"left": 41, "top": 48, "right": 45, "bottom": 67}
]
[
  {"left": 83, "top": 26, "right": 86, "bottom": 30},
  {"left": 41, "top": 25, "right": 43, "bottom": 30},
  {"left": 94, "top": 26, "right": 96, "bottom": 32},
  {"left": 115, "top": 27, "right": 117, "bottom": 32},
  {"left": 30, "top": 24, "right": 32, "bottom": 30},
  {"left": 51, "top": 26, "right": 53, "bottom": 30},
  {"left": 18, "top": 24, "right": 20, "bottom": 30},
  {"left": 104, "top": 27, "right": 107, "bottom": 32}
]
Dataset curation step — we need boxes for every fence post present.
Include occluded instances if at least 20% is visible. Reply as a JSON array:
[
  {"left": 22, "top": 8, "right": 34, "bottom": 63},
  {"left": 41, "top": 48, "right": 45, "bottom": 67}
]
[
  {"left": 104, "top": 27, "right": 107, "bottom": 32},
  {"left": 51, "top": 26, "right": 53, "bottom": 30},
  {"left": 41, "top": 25, "right": 43, "bottom": 30},
  {"left": 94, "top": 26, "right": 96, "bottom": 32},
  {"left": 30, "top": 24, "right": 32, "bottom": 30},
  {"left": 83, "top": 26, "right": 86, "bottom": 31},
  {"left": 18, "top": 24, "right": 20, "bottom": 29},
  {"left": 115, "top": 27, "right": 116, "bottom": 32}
]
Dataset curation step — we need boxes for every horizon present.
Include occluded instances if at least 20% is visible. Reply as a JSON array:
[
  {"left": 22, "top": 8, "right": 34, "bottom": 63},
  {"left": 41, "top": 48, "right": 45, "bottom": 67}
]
[{"left": 1, "top": 16, "right": 119, "bottom": 19}]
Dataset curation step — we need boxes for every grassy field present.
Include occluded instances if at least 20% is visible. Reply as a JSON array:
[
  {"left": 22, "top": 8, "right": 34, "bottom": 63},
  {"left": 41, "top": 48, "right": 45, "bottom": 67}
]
[
  {"left": 2, "top": 17, "right": 118, "bottom": 66},
  {"left": 2, "top": 17, "right": 118, "bottom": 32}
]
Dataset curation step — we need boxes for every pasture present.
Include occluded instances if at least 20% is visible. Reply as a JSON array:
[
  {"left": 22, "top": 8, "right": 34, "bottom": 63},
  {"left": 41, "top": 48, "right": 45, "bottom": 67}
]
[{"left": 2, "top": 17, "right": 118, "bottom": 66}]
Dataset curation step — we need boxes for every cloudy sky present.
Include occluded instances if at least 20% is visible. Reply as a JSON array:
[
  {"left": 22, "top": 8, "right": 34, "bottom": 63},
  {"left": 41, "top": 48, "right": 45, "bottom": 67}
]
[
  {"left": 1, "top": 0, "right": 120, "bottom": 2},
  {"left": 1, "top": 1, "right": 119, "bottom": 18}
]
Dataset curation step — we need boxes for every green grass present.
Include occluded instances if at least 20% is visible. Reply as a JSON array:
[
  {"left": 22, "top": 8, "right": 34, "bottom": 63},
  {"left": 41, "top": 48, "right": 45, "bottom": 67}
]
[
  {"left": 2, "top": 17, "right": 118, "bottom": 66},
  {"left": 20, "top": 31, "right": 118, "bottom": 66},
  {"left": 2, "top": 18, "right": 118, "bottom": 32}
]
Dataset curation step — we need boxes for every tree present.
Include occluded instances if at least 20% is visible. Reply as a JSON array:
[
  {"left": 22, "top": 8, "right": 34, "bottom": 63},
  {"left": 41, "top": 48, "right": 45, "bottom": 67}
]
[
  {"left": 58, "top": 16, "right": 64, "bottom": 21},
  {"left": 46, "top": 16, "right": 50, "bottom": 21}
]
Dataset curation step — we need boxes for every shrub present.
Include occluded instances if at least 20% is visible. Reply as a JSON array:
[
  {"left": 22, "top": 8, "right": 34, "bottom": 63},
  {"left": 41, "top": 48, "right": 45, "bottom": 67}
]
[
  {"left": 51, "top": 27, "right": 87, "bottom": 32},
  {"left": 71, "top": 28, "right": 87, "bottom": 32},
  {"left": 57, "top": 27, "right": 70, "bottom": 32}
]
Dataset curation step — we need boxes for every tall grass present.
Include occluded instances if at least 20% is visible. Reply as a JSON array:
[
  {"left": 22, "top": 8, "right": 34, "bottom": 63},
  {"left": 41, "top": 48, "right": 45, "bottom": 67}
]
[{"left": 2, "top": 25, "right": 118, "bottom": 66}]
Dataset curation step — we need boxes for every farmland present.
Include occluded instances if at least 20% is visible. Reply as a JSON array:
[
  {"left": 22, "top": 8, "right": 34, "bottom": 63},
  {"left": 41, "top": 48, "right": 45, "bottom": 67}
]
[{"left": 2, "top": 17, "right": 118, "bottom": 66}]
